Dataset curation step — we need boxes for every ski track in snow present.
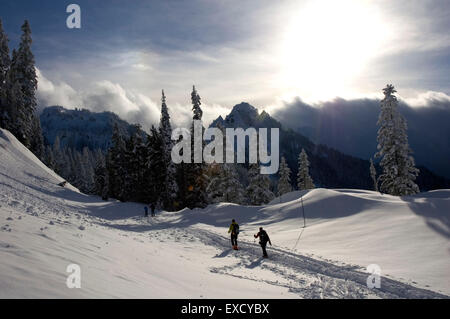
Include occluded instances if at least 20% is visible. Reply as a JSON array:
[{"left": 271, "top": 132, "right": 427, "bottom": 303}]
[
  {"left": 94, "top": 206, "right": 449, "bottom": 299},
  {"left": 176, "top": 226, "right": 448, "bottom": 299}
]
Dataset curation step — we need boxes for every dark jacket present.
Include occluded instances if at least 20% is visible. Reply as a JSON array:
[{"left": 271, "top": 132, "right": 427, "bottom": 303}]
[{"left": 254, "top": 230, "right": 271, "bottom": 245}]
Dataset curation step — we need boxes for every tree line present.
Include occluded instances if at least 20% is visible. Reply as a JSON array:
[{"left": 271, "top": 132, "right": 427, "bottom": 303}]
[{"left": 91, "top": 87, "right": 317, "bottom": 210}]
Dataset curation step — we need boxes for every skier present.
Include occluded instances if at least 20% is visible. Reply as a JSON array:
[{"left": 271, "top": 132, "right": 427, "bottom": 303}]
[
  {"left": 144, "top": 205, "right": 149, "bottom": 218},
  {"left": 254, "top": 227, "right": 272, "bottom": 258},
  {"left": 150, "top": 203, "right": 156, "bottom": 217},
  {"left": 228, "top": 219, "right": 240, "bottom": 250}
]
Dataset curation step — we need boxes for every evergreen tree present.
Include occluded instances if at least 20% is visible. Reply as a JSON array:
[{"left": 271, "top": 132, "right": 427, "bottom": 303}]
[
  {"left": 0, "top": 19, "right": 10, "bottom": 128},
  {"left": 159, "top": 90, "right": 178, "bottom": 210},
  {"left": 4, "top": 67, "right": 25, "bottom": 140},
  {"left": 107, "top": 124, "right": 126, "bottom": 201},
  {"left": 191, "top": 85, "right": 203, "bottom": 121},
  {"left": 81, "top": 146, "right": 95, "bottom": 193},
  {"left": 185, "top": 86, "right": 208, "bottom": 209},
  {"left": 375, "top": 84, "right": 419, "bottom": 195},
  {"left": 52, "top": 136, "right": 64, "bottom": 175},
  {"left": 44, "top": 144, "right": 56, "bottom": 170},
  {"left": 278, "top": 156, "right": 292, "bottom": 196},
  {"left": 147, "top": 125, "right": 166, "bottom": 206},
  {"left": 133, "top": 126, "right": 148, "bottom": 202},
  {"left": 94, "top": 153, "right": 109, "bottom": 200},
  {"left": 207, "top": 163, "right": 245, "bottom": 204},
  {"left": 297, "top": 148, "right": 314, "bottom": 190},
  {"left": 8, "top": 21, "right": 41, "bottom": 151},
  {"left": 29, "top": 114, "right": 44, "bottom": 159},
  {"left": 370, "top": 158, "right": 378, "bottom": 192},
  {"left": 246, "top": 163, "right": 275, "bottom": 205}
]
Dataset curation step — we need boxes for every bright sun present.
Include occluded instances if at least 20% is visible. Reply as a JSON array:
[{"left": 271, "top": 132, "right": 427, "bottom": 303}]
[{"left": 278, "top": 0, "right": 389, "bottom": 102}]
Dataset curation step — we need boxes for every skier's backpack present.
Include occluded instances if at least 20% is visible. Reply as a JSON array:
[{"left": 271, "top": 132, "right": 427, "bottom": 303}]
[
  {"left": 234, "top": 223, "right": 240, "bottom": 235},
  {"left": 259, "top": 230, "right": 268, "bottom": 243}
]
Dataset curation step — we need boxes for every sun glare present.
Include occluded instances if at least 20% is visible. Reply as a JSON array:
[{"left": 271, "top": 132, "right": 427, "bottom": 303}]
[{"left": 278, "top": 0, "right": 389, "bottom": 102}]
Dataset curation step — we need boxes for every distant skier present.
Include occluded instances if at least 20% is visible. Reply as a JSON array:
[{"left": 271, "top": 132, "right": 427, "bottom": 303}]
[
  {"left": 58, "top": 181, "right": 67, "bottom": 188},
  {"left": 254, "top": 227, "right": 272, "bottom": 258},
  {"left": 150, "top": 203, "right": 156, "bottom": 217},
  {"left": 144, "top": 205, "right": 149, "bottom": 218},
  {"left": 228, "top": 219, "right": 240, "bottom": 250}
]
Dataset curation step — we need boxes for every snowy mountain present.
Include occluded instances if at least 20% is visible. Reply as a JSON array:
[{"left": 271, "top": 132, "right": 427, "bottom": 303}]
[
  {"left": 211, "top": 102, "right": 450, "bottom": 191},
  {"left": 1, "top": 127, "right": 449, "bottom": 298},
  {"left": 40, "top": 106, "right": 141, "bottom": 151}
]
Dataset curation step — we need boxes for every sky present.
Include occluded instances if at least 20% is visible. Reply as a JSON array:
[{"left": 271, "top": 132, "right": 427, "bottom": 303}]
[{"left": 0, "top": 0, "right": 449, "bottom": 128}]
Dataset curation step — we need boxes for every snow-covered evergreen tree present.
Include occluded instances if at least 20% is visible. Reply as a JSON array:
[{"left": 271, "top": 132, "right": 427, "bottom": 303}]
[
  {"left": 132, "top": 127, "right": 148, "bottom": 202},
  {"left": 107, "top": 124, "right": 127, "bottom": 201},
  {"left": 95, "top": 154, "right": 109, "bottom": 200},
  {"left": 0, "top": 19, "right": 10, "bottom": 129},
  {"left": 370, "top": 158, "right": 378, "bottom": 192},
  {"left": 375, "top": 84, "right": 419, "bottom": 196},
  {"left": 277, "top": 156, "right": 292, "bottom": 196},
  {"left": 185, "top": 86, "right": 208, "bottom": 209},
  {"left": 207, "top": 163, "right": 245, "bottom": 204},
  {"left": 246, "top": 163, "right": 275, "bottom": 205},
  {"left": 44, "top": 144, "right": 56, "bottom": 170},
  {"left": 147, "top": 125, "right": 166, "bottom": 207},
  {"left": 297, "top": 148, "right": 314, "bottom": 190},
  {"left": 8, "top": 21, "right": 41, "bottom": 151},
  {"left": 191, "top": 85, "right": 203, "bottom": 121},
  {"left": 4, "top": 66, "right": 25, "bottom": 140},
  {"left": 159, "top": 90, "right": 178, "bottom": 210},
  {"left": 29, "top": 114, "right": 44, "bottom": 159},
  {"left": 81, "top": 146, "right": 95, "bottom": 193},
  {"left": 52, "top": 136, "right": 64, "bottom": 175}
]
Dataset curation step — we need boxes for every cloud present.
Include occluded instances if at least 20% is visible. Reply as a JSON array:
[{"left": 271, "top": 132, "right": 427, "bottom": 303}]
[
  {"left": 402, "top": 91, "right": 450, "bottom": 107},
  {"left": 271, "top": 93, "right": 450, "bottom": 178},
  {"left": 36, "top": 68, "right": 83, "bottom": 110},
  {"left": 36, "top": 69, "right": 230, "bottom": 131}
]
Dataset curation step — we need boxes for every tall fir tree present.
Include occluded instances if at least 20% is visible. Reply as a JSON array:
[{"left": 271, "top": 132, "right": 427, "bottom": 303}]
[
  {"left": 246, "top": 163, "right": 275, "bottom": 205},
  {"left": 297, "top": 148, "right": 314, "bottom": 190},
  {"left": 29, "top": 114, "right": 44, "bottom": 159},
  {"left": 94, "top": 154, "right": 109, "bottom": 200},
  {"left": 375, "top": 84, "right": 419, "bottom": 196},
  {"left": 278, "top": 156, "right": 292, "bottom": 196},
  {"left": 370, "top": 158, "right": 378, "bottom": 192},
  {"left": 8, "top": 21, "right": 42, "bottom": 153},
  {"left": 0, "top": 19, "right": 11, "bottom": 128},
  {"left": 107, "top": 123, "right": 126, "bottom": 201},
  {"left": 207, "top": 163, "right": 245, "bottom": 204},
  {"left": 206, "top": 124, "right": 245, "bottom": 204},
  {"left": 133, "top": 126, "right": 148, "bottom": 202},
  {"left": 159, "top": 90, "right": 178, "bottom": 210},
  {"left": 52, "top": 136, "right": 64, "bottom": 175},
  {"left": 185, "top": 86, "right": 208, "bottom": 209},
  {"left": 4, "top": 65, "right": 25, "bottom": 139},
  {"left": 147, "top": 125, "right": 166, "bottom": 206}
]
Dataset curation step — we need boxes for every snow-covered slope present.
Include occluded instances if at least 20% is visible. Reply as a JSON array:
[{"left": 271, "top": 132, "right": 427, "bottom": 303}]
[{"left": 0, "top": 128, "right": 449, "bottom": 298}]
